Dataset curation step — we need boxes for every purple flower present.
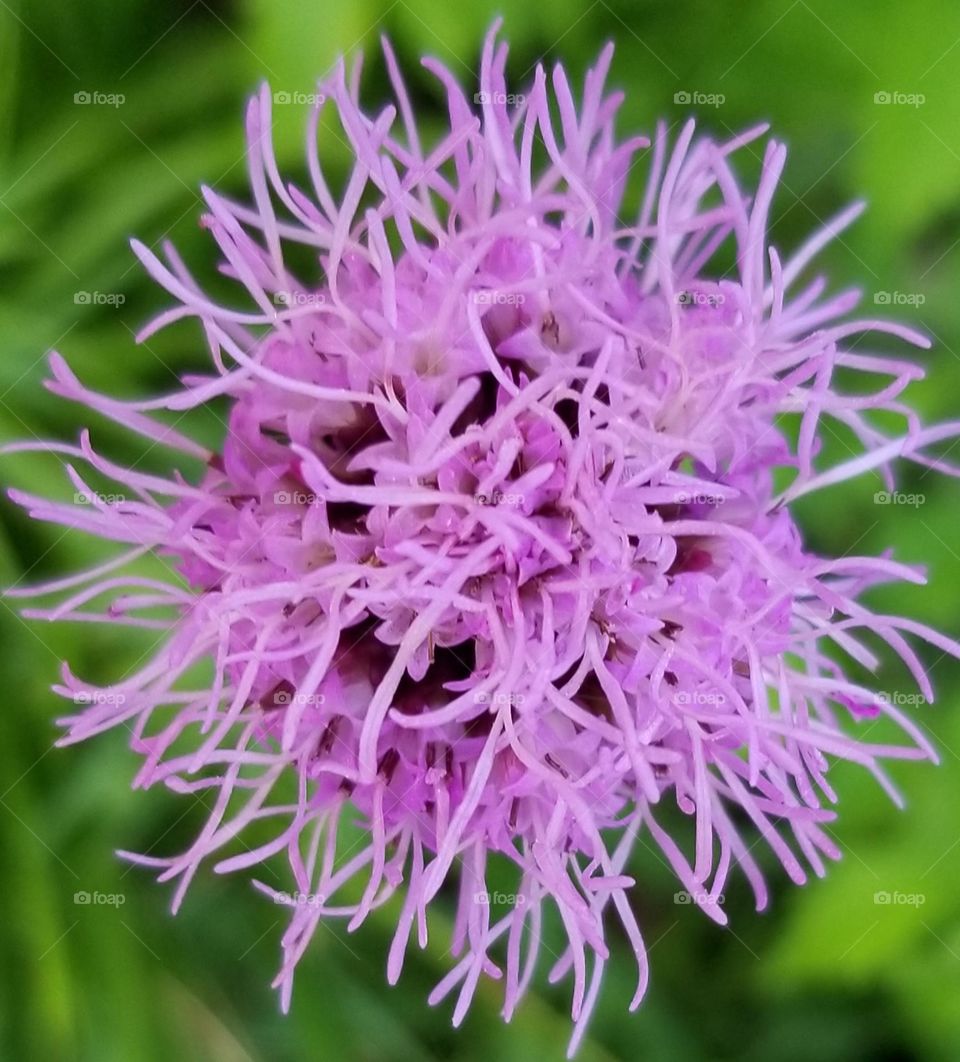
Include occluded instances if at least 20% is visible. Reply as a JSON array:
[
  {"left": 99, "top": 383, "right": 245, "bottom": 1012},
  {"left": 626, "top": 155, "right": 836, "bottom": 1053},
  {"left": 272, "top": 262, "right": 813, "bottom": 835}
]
[{"left": 7, "top": 20, "right": 960, "bottom": 1054}]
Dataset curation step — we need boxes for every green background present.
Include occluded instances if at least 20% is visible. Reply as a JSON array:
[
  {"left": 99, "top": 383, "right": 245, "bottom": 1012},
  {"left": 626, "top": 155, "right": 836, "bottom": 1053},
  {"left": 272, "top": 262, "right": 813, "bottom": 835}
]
[{"left": 1, "top": 1, "right": 959, "bottom": 1059}]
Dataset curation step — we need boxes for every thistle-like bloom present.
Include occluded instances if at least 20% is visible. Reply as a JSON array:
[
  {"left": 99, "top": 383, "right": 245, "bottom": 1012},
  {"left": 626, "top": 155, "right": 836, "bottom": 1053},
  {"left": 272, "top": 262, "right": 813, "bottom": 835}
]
[{"left": 7, "top": 22, "right": 960, "bottom": 1054}]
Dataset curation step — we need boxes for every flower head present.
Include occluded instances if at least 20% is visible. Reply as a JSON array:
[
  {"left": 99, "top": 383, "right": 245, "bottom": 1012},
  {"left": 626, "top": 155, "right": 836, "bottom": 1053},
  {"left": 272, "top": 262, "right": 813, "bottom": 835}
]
[{"left": 8, "top": 21, "right": 960, "bottom": 1054}]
